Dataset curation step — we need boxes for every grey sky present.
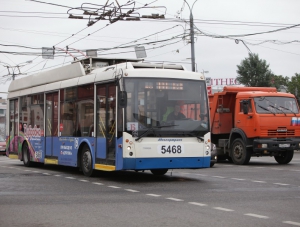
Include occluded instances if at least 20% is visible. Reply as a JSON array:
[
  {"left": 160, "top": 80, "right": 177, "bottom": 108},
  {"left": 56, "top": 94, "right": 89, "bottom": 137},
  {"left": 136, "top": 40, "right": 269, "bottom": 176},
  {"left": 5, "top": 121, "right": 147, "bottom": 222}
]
[{"left": 0, "top": 0, "right": 299, "bottom": 96}]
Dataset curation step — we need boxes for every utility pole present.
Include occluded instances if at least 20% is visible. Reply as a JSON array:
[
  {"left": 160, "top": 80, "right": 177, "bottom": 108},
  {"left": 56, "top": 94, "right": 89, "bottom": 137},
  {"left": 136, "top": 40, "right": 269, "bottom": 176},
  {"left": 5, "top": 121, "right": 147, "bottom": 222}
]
[
  {"left": 184, "top": 0, "right": 198, "bottom": 72},
  {"left": 0, "top": 61, "right": 32, "bottom": 81}
]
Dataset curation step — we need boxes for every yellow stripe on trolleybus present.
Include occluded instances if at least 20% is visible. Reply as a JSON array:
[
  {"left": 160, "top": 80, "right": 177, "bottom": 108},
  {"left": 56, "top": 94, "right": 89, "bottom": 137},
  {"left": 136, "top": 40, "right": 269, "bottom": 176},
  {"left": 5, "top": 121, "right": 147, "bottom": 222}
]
[
  {"left": 9, "top": 154, "right": 19, "bottom": 159},
  {"left": 44, "top": 158, "right": 58, "bottom": 165},
  {"left": 95, "top": 164, "right": 116, "bottom": 171}
]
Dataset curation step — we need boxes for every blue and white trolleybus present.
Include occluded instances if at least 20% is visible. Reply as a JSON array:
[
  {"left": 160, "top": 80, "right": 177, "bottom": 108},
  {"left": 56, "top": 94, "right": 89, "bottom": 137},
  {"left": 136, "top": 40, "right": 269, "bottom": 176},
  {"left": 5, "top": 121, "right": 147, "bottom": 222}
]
[{"left": 6, "top": 57, "right": 211, "bottom": 176}]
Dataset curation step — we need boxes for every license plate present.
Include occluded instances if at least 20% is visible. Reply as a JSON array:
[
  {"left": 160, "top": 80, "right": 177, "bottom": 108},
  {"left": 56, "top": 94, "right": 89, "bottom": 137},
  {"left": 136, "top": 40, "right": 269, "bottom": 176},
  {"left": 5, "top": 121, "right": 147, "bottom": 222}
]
[
  {"left": 279, "top": 144, "right": 290, "bottom": 148},
  {"left": 158, "top": 144, "right": 184, "bottom": 154}
]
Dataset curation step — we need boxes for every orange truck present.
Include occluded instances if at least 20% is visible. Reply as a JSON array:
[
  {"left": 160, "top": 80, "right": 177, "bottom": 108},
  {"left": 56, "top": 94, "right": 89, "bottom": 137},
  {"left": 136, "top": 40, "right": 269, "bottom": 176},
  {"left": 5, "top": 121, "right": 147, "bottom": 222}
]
[{"left": 209, "top": 86, "right": 300, "bottom": 165}]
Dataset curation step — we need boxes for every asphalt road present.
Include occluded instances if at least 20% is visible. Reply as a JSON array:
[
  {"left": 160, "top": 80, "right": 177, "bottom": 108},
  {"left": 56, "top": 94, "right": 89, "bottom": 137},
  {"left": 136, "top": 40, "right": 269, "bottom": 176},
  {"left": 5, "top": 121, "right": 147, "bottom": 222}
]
[{"left": 1, "top": 153, "right": 300, "bottom": 227}]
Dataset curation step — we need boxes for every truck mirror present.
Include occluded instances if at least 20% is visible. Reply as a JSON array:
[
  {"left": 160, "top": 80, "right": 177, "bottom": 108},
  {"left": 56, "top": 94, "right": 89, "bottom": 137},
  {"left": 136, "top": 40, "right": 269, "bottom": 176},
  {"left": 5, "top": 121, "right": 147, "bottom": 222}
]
[
  {"left": 241, "top": 100, "right": 249, "bottom": 114},
  {"left": 118, "top": 91, "right": 127, "bottom": 108}
]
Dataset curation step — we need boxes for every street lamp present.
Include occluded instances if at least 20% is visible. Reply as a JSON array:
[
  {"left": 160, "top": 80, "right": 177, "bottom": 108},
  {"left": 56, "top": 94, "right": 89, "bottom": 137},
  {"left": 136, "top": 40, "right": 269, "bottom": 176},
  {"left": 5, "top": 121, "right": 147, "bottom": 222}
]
[
  {"left": 184, "top": 0, "right": 198, "bottom": 72},
  {"left": 202, "top": 69, "right": 209, "bottom": 76}
]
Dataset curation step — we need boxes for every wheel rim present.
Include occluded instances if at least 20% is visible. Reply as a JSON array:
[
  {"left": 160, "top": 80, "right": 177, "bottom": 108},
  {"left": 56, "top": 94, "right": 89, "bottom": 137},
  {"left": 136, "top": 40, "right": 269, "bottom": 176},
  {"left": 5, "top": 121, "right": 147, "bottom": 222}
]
[
  {"left": 233, "top": 143, "right": 243, "bottom": 160},
  {"left": 82, "top": 150, "right": 92, "bottom": 173}
]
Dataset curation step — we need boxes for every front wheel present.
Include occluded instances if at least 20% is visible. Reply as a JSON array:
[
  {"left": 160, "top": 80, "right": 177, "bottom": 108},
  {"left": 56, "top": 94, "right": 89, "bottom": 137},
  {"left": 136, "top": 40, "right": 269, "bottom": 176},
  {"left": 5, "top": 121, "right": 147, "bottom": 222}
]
[
  {"left": 230, "top": 138, "right": 251, "bottom": 165},
  {"left": 274, "top": 150, "right": 294, "bottom": 164},
  {"left": 81, "top": 145, "right": 95, "bottom": 177},
  {"left": 150, "top": 169, "right": 168, "bottom": 176},
  {"left": 22, "top": 142, "right": 33, "bottom": 167}
]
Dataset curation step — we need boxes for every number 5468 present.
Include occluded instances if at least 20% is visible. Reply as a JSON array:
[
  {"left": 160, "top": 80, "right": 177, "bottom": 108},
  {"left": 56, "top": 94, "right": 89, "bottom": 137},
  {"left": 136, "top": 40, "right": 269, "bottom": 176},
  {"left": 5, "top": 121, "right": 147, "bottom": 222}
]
[{"left": 161, "top": 145, "right": 182, "bottom": 154}]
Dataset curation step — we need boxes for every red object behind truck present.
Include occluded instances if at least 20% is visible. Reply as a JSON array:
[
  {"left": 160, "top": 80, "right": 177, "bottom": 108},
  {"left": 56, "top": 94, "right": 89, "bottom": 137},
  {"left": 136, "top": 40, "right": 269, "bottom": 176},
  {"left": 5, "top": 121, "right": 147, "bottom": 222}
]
[{"left": 209, "top": 86, "right": 300, "bottom": 165}]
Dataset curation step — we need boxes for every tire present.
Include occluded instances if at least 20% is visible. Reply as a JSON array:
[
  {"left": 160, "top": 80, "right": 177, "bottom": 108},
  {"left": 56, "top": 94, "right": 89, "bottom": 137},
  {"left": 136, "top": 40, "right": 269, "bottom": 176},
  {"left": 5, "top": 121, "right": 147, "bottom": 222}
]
[
  {"left": 210, "top": 162, "right": 215, "bottom": 167},
  {"left": 150, "top": 169, "right": 168, "bottom": 176},
  {"left": 81, "top": 145, "right": 94, "bottom": 177},
  {"left": 22, "top": 142, "right": 33, "bottom": 167},
  {"left": 274, "top": 150, "right": 294, "bottom": 164},
  {"left": 230, "top": 138, "right": 251, "bottom": 165}
]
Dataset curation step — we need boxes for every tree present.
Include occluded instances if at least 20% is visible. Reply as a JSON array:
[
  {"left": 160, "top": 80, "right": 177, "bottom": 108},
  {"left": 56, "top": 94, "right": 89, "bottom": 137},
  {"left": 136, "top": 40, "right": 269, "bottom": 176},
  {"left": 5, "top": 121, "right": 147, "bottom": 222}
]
[
  {"left": 271, "top": 75, "right": 289, "bottom": 90},
  {"left": 287, "top": 73, "right": 300, "bottom": 99},
  {"left": 236, "top": 53, "right": 273, "bottom": 87}
]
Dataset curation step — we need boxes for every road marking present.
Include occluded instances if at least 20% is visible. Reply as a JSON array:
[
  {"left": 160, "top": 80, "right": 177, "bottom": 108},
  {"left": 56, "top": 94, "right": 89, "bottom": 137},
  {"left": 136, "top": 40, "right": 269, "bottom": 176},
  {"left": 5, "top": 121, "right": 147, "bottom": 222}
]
[
  {"left": 213, "top": 207, "right": 234, "bottom": 212},
  {"left": 79, "top": 179, "right": 89, "bottom": 182},
  {"left": 166, "top": 198, "right": 183, "bottom": 202},
  {"left": 92, "top": 182, "right": 103, "bottom": 185},
  {"left": 125, "top": 189, "right": 139, "bottom": 193},
  {"left": 108, "top": 186, "right": 120, "bottom": 189},
  {"left": 189, "top": 202, "right": 207, "bottom": 206},
  {"left": 283, "top": 221, "right": 300, "bottom": 226},
  {"left": 33, "top": 171, "right": 40, "bottom": 173},
  {"left": 252, "top": 180, "right": 266, "bottom": 183},
  {"left": 65, "top": 177, "right": 75, "bottom": 179},
  {"left": 231, "top": 178, "right": 245, "bottom": 181},
  {"left": 54, "top": 175, "right": 61, "bottom": 177},
  {"left": 254, "top": 167, "right": 266, "bottom": 169},
  {"left": 195, "top": 174, "right": 207, "bottom": 176},
  {"left": 212, "top": 176, "right": 225, "bottom": 178},
  {"left": 146, "top": 194, "right": 161, "bottom": 197},
  {"left": 274, "top": 183, "right": 290, "bottom": 186},
  {"left": 42, "top": 173, "right": 50, "bottom": 175},
  {"left": 244, "top": 213, "right": 269, "bottom": 219}
]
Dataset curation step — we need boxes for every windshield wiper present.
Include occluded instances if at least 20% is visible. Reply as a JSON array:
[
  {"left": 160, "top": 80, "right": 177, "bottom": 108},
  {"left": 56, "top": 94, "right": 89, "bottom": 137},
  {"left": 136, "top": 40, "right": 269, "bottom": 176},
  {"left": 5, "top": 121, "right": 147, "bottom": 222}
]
[
  {"left": 269, "top": 105, "right": 286, "bottom": 116},
  {"left": 135, "top": 124, "right": 177, "bottom": 141},
  {"left": 279, "top": 106, "right": 297, "bottom": 116},
  {"left": 258, "top": 104, "right": 275, "bottom": 115}
]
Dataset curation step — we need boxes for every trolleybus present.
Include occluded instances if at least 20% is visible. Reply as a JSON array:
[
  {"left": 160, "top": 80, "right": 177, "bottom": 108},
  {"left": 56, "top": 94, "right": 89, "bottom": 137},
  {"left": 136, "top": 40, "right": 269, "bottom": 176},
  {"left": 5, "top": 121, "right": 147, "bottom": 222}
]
[{"left": 6, "top": 57, "right": 211, "bottom": 176}]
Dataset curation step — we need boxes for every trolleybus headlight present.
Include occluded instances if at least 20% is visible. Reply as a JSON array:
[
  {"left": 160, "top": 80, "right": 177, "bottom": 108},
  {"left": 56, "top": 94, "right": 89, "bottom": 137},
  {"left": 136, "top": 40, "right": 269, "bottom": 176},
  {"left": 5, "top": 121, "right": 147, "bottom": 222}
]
[
  {"left": 127, "top": 146, "right": 131, "bottom": 150},
  {"left": 206, "top": 145, "right": 210, "bottom": 150}
]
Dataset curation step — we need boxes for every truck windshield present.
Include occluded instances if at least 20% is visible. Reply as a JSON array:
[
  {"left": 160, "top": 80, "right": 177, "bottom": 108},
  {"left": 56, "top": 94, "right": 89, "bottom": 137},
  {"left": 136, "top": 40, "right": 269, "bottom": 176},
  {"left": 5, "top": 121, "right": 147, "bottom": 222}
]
[
  {"left": 254, "top": 96, "right": 299, "bottom": 114},
  {"left": 124, "top": 77, "right": 209, "bottom": 138}
]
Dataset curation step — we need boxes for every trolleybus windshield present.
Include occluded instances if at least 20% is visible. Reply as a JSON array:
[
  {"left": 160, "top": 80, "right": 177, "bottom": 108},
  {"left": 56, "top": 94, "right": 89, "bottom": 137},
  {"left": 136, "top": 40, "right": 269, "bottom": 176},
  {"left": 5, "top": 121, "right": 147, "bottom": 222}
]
[{"left": 124, "top": 77, "right": 209, "bottom": 138}]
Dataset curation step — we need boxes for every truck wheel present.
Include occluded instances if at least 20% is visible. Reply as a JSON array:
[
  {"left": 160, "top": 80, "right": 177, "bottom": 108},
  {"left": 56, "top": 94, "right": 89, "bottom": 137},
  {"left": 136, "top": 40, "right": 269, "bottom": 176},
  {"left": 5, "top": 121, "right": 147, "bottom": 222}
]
[
  {"left": 81, "top": 145, "right": 95, "bottom": 177},
  {"left": 150, "top": 169, "right": 168, "bottom": 176},
  {"left": 22, "top": 142, "right": 33, "bottom": 167},
  {"left": 230, "top": 138, "right": 251, "bottom": 165},
  {"left": 274, "top": 150, "right": 294, "bottom": 164}
]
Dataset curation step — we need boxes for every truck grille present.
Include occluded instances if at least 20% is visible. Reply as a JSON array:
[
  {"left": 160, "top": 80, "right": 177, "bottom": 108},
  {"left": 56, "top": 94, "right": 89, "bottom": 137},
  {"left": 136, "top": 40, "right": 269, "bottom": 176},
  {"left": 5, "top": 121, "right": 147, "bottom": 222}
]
[{"left": 263, "top": 129, "right": 295, "bottom": 137}]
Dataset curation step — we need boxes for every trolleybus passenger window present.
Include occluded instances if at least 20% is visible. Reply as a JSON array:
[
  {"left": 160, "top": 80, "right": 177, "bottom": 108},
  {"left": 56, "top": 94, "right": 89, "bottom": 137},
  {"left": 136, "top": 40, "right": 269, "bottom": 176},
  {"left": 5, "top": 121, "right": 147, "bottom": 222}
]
[
  {"left": 60, "top": 88, "right": 77, "bottom": 137},
  {"left": 78, "top": 84, "right": 94, "bottom": 137}
]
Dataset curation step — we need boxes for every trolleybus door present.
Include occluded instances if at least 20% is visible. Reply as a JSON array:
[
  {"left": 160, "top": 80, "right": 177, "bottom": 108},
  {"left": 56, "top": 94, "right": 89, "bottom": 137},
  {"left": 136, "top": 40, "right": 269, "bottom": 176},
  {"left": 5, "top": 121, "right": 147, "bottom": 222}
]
[
  {"left": 8, "top": 99, "right": 19, "bottom": 154},
  {"left": 45, "top": 92, "right": 59, "bottom": 157},
  {"left": 96, "top": 83, "right": 116, "bottom": 164}
]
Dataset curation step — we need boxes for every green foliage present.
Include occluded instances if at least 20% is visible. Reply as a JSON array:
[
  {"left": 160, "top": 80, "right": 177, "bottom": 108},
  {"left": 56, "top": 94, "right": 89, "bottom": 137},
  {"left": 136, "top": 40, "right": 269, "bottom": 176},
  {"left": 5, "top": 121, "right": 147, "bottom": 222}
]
[
  {"left": 287, "top": 73, "right": 300, "bottom": 98},
  {"left": 271, "top": 75, "right": 289, "bottom": 90},
  {"left": 236, "top": 53, "right": 273, "bottom": 87}
]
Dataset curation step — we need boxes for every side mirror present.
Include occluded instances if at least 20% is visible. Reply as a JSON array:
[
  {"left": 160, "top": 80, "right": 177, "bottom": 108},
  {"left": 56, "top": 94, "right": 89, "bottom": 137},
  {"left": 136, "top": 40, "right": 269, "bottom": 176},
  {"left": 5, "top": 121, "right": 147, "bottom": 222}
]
[
  {"left": 241, "top": 100, "right": 249, "bottom": 114},
  {"left": 118, "top": 91, "right": 127, "bottom": 108}
]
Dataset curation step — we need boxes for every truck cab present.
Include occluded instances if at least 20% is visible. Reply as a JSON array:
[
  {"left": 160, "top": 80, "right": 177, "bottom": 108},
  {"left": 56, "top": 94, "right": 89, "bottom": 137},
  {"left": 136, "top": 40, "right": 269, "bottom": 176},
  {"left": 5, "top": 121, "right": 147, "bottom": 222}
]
[{"left": 209, "top": 86, "right": 300, "bottom": 165}]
